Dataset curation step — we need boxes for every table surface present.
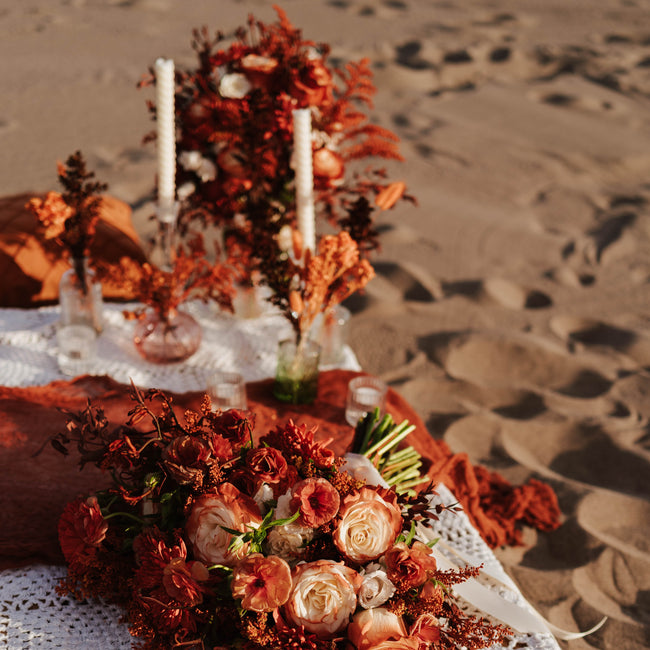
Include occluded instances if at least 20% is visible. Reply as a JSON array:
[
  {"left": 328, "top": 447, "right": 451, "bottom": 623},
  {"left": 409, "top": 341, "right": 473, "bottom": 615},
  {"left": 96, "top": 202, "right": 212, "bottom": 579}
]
[{"left": 0, "top": 303, "right": 560, "bottom": 650}]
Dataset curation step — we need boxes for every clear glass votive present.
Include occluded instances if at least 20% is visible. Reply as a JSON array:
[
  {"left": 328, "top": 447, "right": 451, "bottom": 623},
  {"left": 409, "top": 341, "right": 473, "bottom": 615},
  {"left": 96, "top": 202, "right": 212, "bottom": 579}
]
[
  {"left": 57, "top": 324, "right": 97, "bottom": 377},
  {"left": 345, "top": 376, "right": 387, "bottom": 427},
  {"left": 207, "top": 371, "right": 248, "bottom": 411}
]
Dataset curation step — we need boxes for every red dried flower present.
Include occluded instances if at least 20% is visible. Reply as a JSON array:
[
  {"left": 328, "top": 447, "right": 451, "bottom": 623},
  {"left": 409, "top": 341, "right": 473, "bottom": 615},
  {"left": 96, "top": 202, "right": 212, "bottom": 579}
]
[
  {"left": 58, "top": 496, "right": 108, "bottom": 564},
  {"left": 162, "top": 557, "right": 209, "bottom": 607}
]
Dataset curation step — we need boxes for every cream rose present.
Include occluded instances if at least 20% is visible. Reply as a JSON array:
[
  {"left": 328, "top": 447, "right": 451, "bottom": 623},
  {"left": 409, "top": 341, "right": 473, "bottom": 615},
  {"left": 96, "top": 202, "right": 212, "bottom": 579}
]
[
  {"left": 219, "top": 72, "right": 252, "bottom": 99},
  {"left": 185, "top": 483, "right": 262, "bottom": 567},
  {"left": 283, "top": 560, "right": 362, "bottom": 637},
  {"left": 266, "top": 522, "right": 313, "bottom": 564},
  {"left": 358, "top": 565, "right": 395, "bottom": 609},
  {"left": 333, "top": 487, "right": 402, "bottom": 564}
]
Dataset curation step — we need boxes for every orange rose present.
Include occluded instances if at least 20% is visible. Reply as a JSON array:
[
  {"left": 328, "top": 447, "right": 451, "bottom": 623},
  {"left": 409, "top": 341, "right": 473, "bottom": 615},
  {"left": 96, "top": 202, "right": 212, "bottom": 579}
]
[
  {"left": 290, "top": 58, "right": 333, "bottom": 107},
  {"left": 409, "top": 612, "right": 441, "bottom": 646},
  {"left": 333, "top": 487, "right": 402, "bottom": 564},
  {"left": 384, "top": 541, "right": 437, "bottom": 591},
  {"left": 186, "top": 483, "right": 262, "bottom": 566},
  {"left": 231, "top": 553, "right": 292, "bottom": 612},
  {"left": 347, "top": 607, "right": 408, "bottom": 650}
]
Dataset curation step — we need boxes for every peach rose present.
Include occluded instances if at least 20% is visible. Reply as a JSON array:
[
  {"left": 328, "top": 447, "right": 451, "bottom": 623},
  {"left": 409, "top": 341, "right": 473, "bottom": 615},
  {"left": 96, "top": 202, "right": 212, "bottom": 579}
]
[
  {"left": 231, "top": 553, "right": 292, "bottom": 612},
  {"left": 333, "top": 487, "right": 402, "bottom": 564},
  {"left": 284, "top": 560, "right": 362, "bottom": 637},
  {"left": 313, "top": 148, "right": 344, "bottom": 187},
  {"left": 185, "top": 483, "right": 262, "bottom": 566},
  {"left": 347, "top": 607, "right": 408, "bottom": 650},
  {"left": 409, "top": 613, "right": 441, "bottom": 646}
]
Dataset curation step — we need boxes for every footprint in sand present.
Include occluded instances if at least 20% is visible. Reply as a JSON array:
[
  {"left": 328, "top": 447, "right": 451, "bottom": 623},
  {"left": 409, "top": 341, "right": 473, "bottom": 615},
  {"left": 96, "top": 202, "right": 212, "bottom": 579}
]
[
  {"left": 578, "top": 491, "right": 650, "bottom": 562},
  {"left": 572, "top": 543, "right": 650, "bottom": 628},
  {"left": 439, "top": 277, "right": 552, "bottom": 310},
  {"left": 482, "top": 277, "right": 552, "bottom": 310},
  {"left": 550, "top": 316, "right": 650, "bottom": 367},
  {"left": 373, "top": 260, "right": 440, "bottom": 303},
  {"left": 425, "top": 333, "right": 612, "bottom": 398},
  {"left": 499, "top": 418, "right": 650, "bottom": 498}
]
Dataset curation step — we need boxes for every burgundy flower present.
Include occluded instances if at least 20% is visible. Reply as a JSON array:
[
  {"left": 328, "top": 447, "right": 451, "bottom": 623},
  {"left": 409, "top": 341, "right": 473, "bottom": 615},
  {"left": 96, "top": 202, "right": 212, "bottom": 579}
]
[
  {"left": 290, "top": 477, "right": 340, "bottom": 528},
  {"left": 246, "top": 446, "right": 288, "bottom": 485},
  {"left": 163, "top": 435, "right": 211, "bottom": 485},
  {"left": 133, "top": 527, "right": 188, "bottom": 592},
  {"left": 58, "top": 496, "right": 108, "bottom": 564},
  {"left": 231, "top": 553, "right": 292, "bottom": 612},
  {"left": 211, "top": 409, "right": 252, "bottom": 452}
]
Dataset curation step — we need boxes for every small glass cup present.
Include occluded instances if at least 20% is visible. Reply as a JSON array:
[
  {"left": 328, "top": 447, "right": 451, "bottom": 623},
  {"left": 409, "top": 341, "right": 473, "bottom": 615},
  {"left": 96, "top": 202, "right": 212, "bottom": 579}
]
[
  {"left": 345, "top": 376, "right": 387, "bottom": 427},
  {"left": 207, "top": 371, "right": 248, "bottom": 411},
  {"left": 57, "top": 324, "right": 97, "bottom": 377}
]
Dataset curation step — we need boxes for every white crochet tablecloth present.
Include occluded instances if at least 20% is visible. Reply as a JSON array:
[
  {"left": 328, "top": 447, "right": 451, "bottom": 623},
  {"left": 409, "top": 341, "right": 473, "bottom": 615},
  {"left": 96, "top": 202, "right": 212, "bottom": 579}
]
[
  {"left": 0, "top": 304, "right": 560, "bottom": 650},
  {"left": 0, "top": 301, "right": 360, "bottom": 390}
]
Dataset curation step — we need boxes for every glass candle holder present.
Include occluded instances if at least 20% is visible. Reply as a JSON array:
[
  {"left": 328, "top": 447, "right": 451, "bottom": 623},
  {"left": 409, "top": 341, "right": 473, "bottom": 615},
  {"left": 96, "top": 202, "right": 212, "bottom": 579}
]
[
  {"left": 57, "top": 324, "right": 97, "bottom": 377},
  {"left": 207, "top": 371, "right": 248, "bottom": 411},
  {"left": 345, "top": 376, "right": 387, "bottom": 427},
  {"left": 273, "top": 338, "right": 321, "bottom": 405}
]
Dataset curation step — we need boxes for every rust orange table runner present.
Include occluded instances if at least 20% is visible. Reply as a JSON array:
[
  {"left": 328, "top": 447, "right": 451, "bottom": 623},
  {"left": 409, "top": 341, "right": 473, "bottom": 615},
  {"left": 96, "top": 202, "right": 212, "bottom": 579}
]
[{"left": 0, "top": 370, "right": 559, "bottom": 569}]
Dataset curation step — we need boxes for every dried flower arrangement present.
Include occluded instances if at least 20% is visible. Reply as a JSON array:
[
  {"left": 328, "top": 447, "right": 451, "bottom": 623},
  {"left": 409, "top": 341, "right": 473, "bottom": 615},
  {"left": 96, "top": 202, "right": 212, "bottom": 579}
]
[
  {"left": 139, "top": 6, "right": 413, "bottom": 279},
  {"left": 52, "top": 384, "right": 511, "bottom": 650},
  {"left": 258, "top": 229, "right": 374, "bottom": 344},
  {"left": 26, "top": 151, "right": 107, "bottom": 285},
  {"left": 100, "top": 235, "right": 235, "bottom": 323}
]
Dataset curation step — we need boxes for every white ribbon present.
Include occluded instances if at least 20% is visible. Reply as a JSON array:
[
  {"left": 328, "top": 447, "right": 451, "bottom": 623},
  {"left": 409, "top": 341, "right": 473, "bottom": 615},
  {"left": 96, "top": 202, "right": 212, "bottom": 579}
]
[{"left": 416, "top": 523, "right": 607, "bottom": 641}]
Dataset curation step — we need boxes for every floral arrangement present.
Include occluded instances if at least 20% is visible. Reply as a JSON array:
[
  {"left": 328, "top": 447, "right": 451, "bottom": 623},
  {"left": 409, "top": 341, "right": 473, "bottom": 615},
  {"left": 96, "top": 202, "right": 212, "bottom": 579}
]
[
  {"left": 26, "top": 151, "right": 107, "bottom": 284},
  {"left": 100, "top": 235, "right": 235, "bottom": 323},
  {"left": 52, "top": 384, "right": 510, "bottom": 650},
  {"left": 259, "top": 229, "right": 374, "bottom": 343},
  {"left": 139, "top": 6, "right": 412, "bottom": 272}
]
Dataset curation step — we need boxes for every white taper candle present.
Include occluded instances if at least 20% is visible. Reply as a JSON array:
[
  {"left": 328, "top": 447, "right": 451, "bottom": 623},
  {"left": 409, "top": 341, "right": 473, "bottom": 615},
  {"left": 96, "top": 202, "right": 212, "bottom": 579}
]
[
  {"left": 292, "top": 108, "right": 316, "bottom": 252},
  {"left": 154, "top": 57, "right": 176, "bottom": 218}
]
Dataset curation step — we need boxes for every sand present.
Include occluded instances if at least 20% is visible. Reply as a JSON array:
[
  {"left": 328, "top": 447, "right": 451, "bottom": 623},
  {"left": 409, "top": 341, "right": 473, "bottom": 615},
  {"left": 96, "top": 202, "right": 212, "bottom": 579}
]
[{"left": 2, "top": 1, "right": 650, "bottom": 648}]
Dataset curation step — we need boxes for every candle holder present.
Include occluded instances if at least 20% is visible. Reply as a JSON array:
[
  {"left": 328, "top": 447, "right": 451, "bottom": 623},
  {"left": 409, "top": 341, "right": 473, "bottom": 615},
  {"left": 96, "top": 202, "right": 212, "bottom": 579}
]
[{"left": 153, "top": 201, "right": 179, "bottom": 271}]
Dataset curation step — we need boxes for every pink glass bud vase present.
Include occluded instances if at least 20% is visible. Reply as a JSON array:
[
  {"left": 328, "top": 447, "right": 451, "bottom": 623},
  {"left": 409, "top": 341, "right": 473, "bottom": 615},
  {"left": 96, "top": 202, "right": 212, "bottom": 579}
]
[{"left": 133, "top": 307, "right": 202, "bottom": 364}]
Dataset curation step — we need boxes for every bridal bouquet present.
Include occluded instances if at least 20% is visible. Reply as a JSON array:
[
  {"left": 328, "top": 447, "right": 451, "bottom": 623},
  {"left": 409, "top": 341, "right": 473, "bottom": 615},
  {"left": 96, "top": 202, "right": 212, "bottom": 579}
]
[{"left": 53, "top": 385, "right": 509, "bottom": 650}]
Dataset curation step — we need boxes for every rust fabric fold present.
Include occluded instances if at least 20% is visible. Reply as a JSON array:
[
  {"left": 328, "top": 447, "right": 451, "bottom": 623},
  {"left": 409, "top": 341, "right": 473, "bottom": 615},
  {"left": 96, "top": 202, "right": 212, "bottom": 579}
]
[{"left": 0, "top": 370, "right": 560, "bottom": 569}]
